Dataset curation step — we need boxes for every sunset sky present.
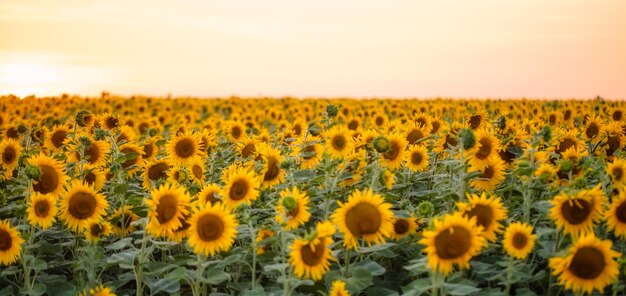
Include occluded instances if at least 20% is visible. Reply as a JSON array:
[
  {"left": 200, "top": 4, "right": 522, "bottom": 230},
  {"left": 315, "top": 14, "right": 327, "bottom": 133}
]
[{"left": 1, "top": 0, "right": 625, "bottom": 98}]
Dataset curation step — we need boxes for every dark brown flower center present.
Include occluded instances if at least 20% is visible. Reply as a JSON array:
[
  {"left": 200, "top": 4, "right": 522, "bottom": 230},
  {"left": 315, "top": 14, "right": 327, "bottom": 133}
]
[
  {"left": 512, "top": 232, "right": 528, "bottom": 249},
  {"left": 121, "top": 147, "right": 140, "bottom": 168},
  {"left": 585, "top": 123, "right": 599, "bottom": 139},
  {"left": 394, "top": 219, "right": 410, "bottom": 235},
  {"left": 468, "top": 115, "right": 482, "bottom": 129},
  {"left": 68, "top": 191, "right": 98, "bottom": 220},
  {"left": 411, "top": 151, "right": 423, "bottom": 166},
  {"left": 263, "top": 157, "right": 280, "bottom": 182},
  {"left": 434, "top": 226, "right": 472, "bottom": 259},
  {"left": 197, "top": 214, "right": 224, "bottom": 242},
  {"left": 143, "top": 143, "right": 155, "bottom": 158},
  {"left": 241, "top": 143, "right": 256, "bottom": 158},
  {"left": 33, "top": 165, "right": 60, "bottom": 194},
  {"left": 229, "top": 179, "right": 249, "bottom": 201},
  {"left": 568, "top": 247, "right": 606, "bottom": 280},
  {"left": 345, "top": 202, "right": 382, "bottom": 236},
  {"left": 480, "top": 165, "right": 496, "bottom": 179},
  {"left": 84, "top": 171, "right": 97, "bottom": 186},
  {"left": 615, "top": 201, "right": 626, "bottom": 224},
  {"left": 301, "top": 240, "right": 326, "bottom": 266},
  {"left": 51, "top": 130, "right": 67, "bottom": 148},
  {"left": 192, "top": 164, "right": 203, "bottom": 180},
  {"left": 561, "top": 198, "right": 592, "bottom": 225},
  {"left": 0, "top": 229, "right": 12, "bottom": 251},
  {"left": 148, "top": 162, "right": 169, "bottom": 181},
  {"left": 348, "top": 120, "right": 359, "bottom": 130},
  {"left": 2, "top": 146, "right": 15, "bottom": 164},
  {"left": 332, "top": 135, "right": 346, "bottom": 151},
  {"left": 175, "top": 138, "right": 195, "bottom": 158},
  {"left": 556, "top": 138, "right": 576, "bottom": 155},
  {"left": 464, "top": 204, "right": 494, "bottom": 229},
  {"left": 231, "top": 126, "right": 242, "bottom": 139},
  {"left": 406, "top": 129, "right": 424, "bottom": 144},
  {"left": 90, "top": 223, "right": 105, "bottom": 237},
  {"left": 156, "top": 194, "right": 178, "bottom": 224},
  {"left": 612, "top": 167, "right": 624, "bottom": 182},
  {"left": 476, "top": 138, "right": 492, "bottom": 160},
  {"left": 383, "top": 141, "right": 401, "bottom": 161},
  {"left": 34, "top": 200, "right": 50, "bottom": 217}
]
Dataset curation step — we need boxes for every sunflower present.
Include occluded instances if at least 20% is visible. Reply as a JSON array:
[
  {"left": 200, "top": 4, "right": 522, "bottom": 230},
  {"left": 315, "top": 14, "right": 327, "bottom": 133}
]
[
  {"left": 225, "top": 121, "right": 247, "bottom": 142},
  {"left": 27, "top": 193, "right": 58, "bottom": 229},
  {"left": 166, "top": 131, "right": 204, "bottom": 166},
  {"left": 467, "top": 130, "right": 501, "bottom": 169},
  {"left": 466, "top": 111, "right": 486, "bottom": 130},
  {"left": 549, "top": 234, "right": 620, "bottom": 294},
  {"left": 405, "top": 145, "right": 429, "bottom": 172},
  {"left": 236, "top": 138, "right": 258, "bottom": 159},
  {"left": 468, "top": 157, "right": 506, "bottom": 191},
  {"left": 109, "top": 206, "right": 139, "bottom": 237},
  {"left": 78, "top": 285, "right": 117, "bottom": 296},
  {"left": 275, "top": 187, "right": 311, "bottom": 230},
  {"left": 456, "top": 193, "right": 508, "bottom": 242},
  {"left": 257, "top": 143, "right": 284, "bottom": 188},
  {"left": 119, "top": 143, "right": 144, "bottom": 174},
  {"left": 325, "top": 126, "right": 355, "bottom": 159},
  {"left": 419, "top": 212, "right": 486, "bottom": 275},
  {"left": 534, "top": 163, "right": 558, "bottom": 184},
  {"left": 331, "top": 189, "right": 394, "bottom": 249},
  {"left": 549, "top": 185, "right": 606, "bottom": 237},
  {"left": 100, "top": 113, "right": 120, "bottom": 130},
  {"left": 0, "top": 138, "right": 21, "bottom": 173},
  {"left": 380, "top": 133, "right": 408, "bottom": 170},
  {"left": 502, "top": 222, "right": 536, "bottom": 260},
  {"left": 116, "top": 125, "right": 137, "bottom": 144},
  {"left": 141, "top": 138, "right": 158, "bottom": 161},
  {"left": 291, "top": 136, "right": 322, "bottom": 169},
  {"left": 404, "top": 121, "right": 431, "bottom": 145},
  {"left": 141, "top": 159, "right": 171, "bottom": 190},
  {"left": 187, "top": 203, "right": 238, "bottom": 256},
  {"left": 0, "top": 220, "right": 24, "bottom": 266},
  {"left": 583, "top": 115, "right": 604, "bottom": 142},
  {"left": 289, "top": 221, "right": 336, "bottom": 281},
  {"left": 338, "top": 150, "right": 367, "bottom": 187},
  {"left": 606, "top": 190, "right": 626, "bottom": 239},
  {"left": 68, "top": 136, "right": 110, "bottom": 168},
  {"left": 60, "top": 181, "right": 109, "bottom": 232},
  {"left": 145, "top": 183, "right": 192, "bottom": 237},
  {"left": 196, "top": 183, "right": 222, "bottom": 206},
  {"left": 553, "top": 129, "right": 582, "bottom": 156},
  {"left": 28, "top": 153, "right": 68, "bottom": 196},
  {"left": 82, "top": 164, "right": 106, "bottom": 192},
  {"left": 256, "top": 229, "right": 274, "bottom": 255},
  {"left": 607, "top": 158, "right": 626, "bottom": 187},
  {"left": 388, "top": 215, "right": 418, "bottom": 240},
  {"left": 186, "top": 158, "right": 205, "bottom": 185},
  {"left": 84, "top": 221, "right": 112, "bottom": 243},
  {"left": 329, "top": 280, "right": 351, "bottom": 296},
  {"left": 220, "top": 165, "right": 260, "bottom": 208}
]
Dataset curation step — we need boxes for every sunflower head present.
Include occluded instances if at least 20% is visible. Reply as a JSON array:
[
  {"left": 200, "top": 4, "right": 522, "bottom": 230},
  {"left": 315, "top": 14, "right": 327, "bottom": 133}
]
[
  {"left": 166, "top": 131, "right": 204, "bottom": 166},
  {"left": 606, "top": 190, "right": 626, "bottom": 238},
  {"left": 145, "top": 183, "right": 192, "bottom": 237},
  {"left": 60, "top": 181, "right": 109, "bottom": 232},
  {"left": 84, "top": 221, "right": 112, "bottom": 243},
  {"left": 275, "top": 187, "right": 311, "bottom": 230},
  {"left": 457, "top": 192, "right": 508, "bottom": 242},
  {"left": 0, "top": 220, "right": 24, "bottom": 266},
  {"left": 329, "top": 280, "right": 351, "bottom": 296},
  {"left": 220, "top": 164, "right": 260, "bottom": 208},
  {"left": 27, "top": 192, "right": 58, "bottom": 229},
  {"left": 331, "top": 188, "right": 394, "bottom": 249},
  {"left": 388, "top": 216, "right": 418, "bottom": 240},
  {"left": 28, "top": 154, "right": 68, "bottom": 196},
  {"left": 187, "top": 203, "right": 239, "bottom": 256},
  {"left": 549, "top": 185, "right": 606, "bottom": 238},
  {"left": 289, "top": 221, "right": 336, "bottom": 281},
  {"left": 503, "top": 222, "right": 536, "bottom": 260},
  {"left": 549, "top": 234, "right": 621, "bottom": 294}
]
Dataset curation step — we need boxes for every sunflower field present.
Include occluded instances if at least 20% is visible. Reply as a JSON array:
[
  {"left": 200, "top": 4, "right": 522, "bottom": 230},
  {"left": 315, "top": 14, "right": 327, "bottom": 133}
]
[{"left": 1, "top": 95, "right": 626, "bottom": 296}]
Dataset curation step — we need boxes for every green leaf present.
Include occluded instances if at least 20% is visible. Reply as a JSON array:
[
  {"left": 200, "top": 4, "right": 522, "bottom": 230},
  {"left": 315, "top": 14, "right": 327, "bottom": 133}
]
[
  {"left": 443, "top": 283, "right": 481, "bottom": 295},
  {"left": 200, "top": 266, "right": 230, "bottom": 285},
  {"left": 401, "top": 278, "right": 430, "bottom": 295},
  {"left": 353, "top": 260, "right": 385, "bottom": 276},
  {"left": 105, "top": 237, "right": 133, "bottom": 250},
  {"left": 146, "top": 278, "right": 180, "bottom": 295},
  {"left": 241, "top": 286, "right": 266, "bottom": 296}
]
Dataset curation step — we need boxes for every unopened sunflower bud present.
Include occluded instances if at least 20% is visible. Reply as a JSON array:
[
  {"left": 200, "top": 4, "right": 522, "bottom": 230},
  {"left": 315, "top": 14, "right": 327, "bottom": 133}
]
[
  {"left": 573, "top": 177, "right": 587, "bottom": 188},
  {"left": 79, "top": 136, "right": 92, "bottom": 148},
  {"left": 279, "top": 159, "right": 294, "bottom": 170},
  {"left": 559, "top": 160, "right": 573, "bottom": 173},
  {"left": 17, "top": 124, "right": 28, "bottom": 134},
  {"left": 417, "top": 201, "right": 435, "bottom": 217},
  {"left": 282, "top": 196, "right": 297, "bottom": 211},
  {"left": 372, "top": 136, "right": 391, "bottom": 153},
  {"left": 148, "top": 128, "right": 158, "bottom": 137},
  {"left": 304, "top": 230, "right": 318, "bottom": 241},
  {"left": 93, "top": 129, "right": 108, "bottom": 141},
  {"left": 540, "top": 126, "right": 552, "bottom": 142},
  {"left": 76, "top": 110, "right": 92, "bottom": 127},
  {"left": 458, "top": 128, "right": 476, "bottom": 150},
  {"left": 25, "top": 165, "right": 42, "bottom": 180},
  {"left": 308, "top": 124, "right": 322, "bottom": 137},
  {"left": 326, "top": 104, "right": 338, "bottom": 118}
]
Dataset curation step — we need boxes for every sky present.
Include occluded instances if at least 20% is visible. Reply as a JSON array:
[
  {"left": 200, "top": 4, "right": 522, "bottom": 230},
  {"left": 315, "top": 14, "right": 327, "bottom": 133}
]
[{"left": 1, "top": 0, "right": 625, "bottom": 99}]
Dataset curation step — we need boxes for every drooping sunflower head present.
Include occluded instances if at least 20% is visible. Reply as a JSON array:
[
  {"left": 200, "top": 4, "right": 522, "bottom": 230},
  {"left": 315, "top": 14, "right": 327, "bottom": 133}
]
[
  {"left": 549, "top": 185, "right": 606, "bottom": 238},
  {"left": 84, "top": 220, "right": 112, "bottom": 243},
  {"left": 82, "top": 164, "right": 106, "bottom": 192},
  {"left": 405, "top": 144, "right": 429, "bottom": 172},
  {"left": 419, "top": 212, "right": 486, "bottom": 275},
  {"left": 388, "top": 215, "right": 418, "bottom": 240},
  {"left": 186, "top": 157, "right": 205, "bottom": 185},
  {"left": 380, "top": 133, "right": 408, "bottom": 170},
  {"left": 109, "top": 206, "right": 139, "bottom": 237},
  {"left": 60, "top": 181, "right": 109, "bottom": 232},
  {"left": 331, "top": 188, "right": 394, "bottom": 249},
  {"left": 583, "top": 115, "right": 604, "bottom": 141},
  {"left": 457, "top": 192, "right": 508, "bottom": 242},
  {"left": 606, "top": 190, "right": 626, "bottom": 239},
  {"left": 275, "top": 187, "right": 311, "bottom": 230},
  {"left": 142, "top": 159, "right": 171, "bottom": 190},
  {"left": 220, "top": 165, "right": 260, "bottom": 208},
  {"left": 145, "top": 183, "right": 192, "bottom": 237},
  {"left": 503, "top": 222, "right": 536, "bottom": 260},
  {"left": 256, "top": 229, "right": 275, "bottom": 255},
  {"left": 28, "top": 153, "right": 68, "bottom": 196},
  {"left": 0, "top": 219, "right": 24, "bottom": 266},
  {"left": 549, "top": 234, "right": 620, "bottom": 294},
  {"left": 325, "top": 126, "right": 355, "bottom": 159},
  {"left": 187, "top": 203, "right": 239, "bottom": 256},
  {"left": 166, "top": 131, "right": 204, "bottom": 166},
  {"left": 27, "top": 192, "right": 58, "bottom": 229},
  {"left": 468, "top": 157, "right": 506, "bottom": 191}
]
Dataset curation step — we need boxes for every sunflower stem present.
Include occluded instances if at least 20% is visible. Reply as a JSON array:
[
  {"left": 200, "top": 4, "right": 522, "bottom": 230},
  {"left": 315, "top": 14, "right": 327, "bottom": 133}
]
[
  {"left": 344, "top": 248, "right": 351, "bottom": 278},
  {"left": 503, "top": 257, "right": 514, "bottom": 295},
  {"left": 249, "top": 222, "right": 257, "bottom": 289}
]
